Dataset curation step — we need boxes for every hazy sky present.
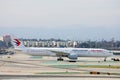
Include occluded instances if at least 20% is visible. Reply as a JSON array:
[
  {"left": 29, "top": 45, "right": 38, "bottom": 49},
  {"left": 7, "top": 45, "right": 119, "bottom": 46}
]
[{"left": 0, "top": 0, "right": 120, "bottom": 40}]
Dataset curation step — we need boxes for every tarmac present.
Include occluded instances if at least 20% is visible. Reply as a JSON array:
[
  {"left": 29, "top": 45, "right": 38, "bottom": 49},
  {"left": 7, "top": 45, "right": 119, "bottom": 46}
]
[{"left": 0, "top": 53, "right": 120, "bottom": 80}]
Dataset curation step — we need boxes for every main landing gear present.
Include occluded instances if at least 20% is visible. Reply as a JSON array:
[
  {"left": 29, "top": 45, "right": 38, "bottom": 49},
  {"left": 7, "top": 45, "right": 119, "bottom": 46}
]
[
  {"left": 57, "top": 57, "right": 64, "bottom": 61},
  {"left": 69, "top": 60, "right": 77, "bottom": 62}
]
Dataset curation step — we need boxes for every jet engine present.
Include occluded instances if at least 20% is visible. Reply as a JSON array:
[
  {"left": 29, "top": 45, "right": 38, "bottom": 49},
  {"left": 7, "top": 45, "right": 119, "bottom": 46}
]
[{"left": 68, "top": 53, "right": 78, "bottom": 59}]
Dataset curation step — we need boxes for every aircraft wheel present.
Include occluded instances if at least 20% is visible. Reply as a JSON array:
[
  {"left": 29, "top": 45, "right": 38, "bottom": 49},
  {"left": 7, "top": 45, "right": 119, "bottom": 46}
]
[
  {"left": 69, "top": 60, "right": 76, "bottom": 62},
  {"left": 57, "top": 58, "right": 64, "bottom": 61},
  {"left": 104, "top": 57, "right": 107, "bottom": 62}
]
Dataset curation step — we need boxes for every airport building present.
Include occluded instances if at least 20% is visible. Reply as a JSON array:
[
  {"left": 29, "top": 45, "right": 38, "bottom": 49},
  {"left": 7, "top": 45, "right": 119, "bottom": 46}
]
[
  {"left": 3, "top": 35, "right": 11, "bottom": 47},
  {"left": 0, "top": 36, "right": 3, "bottom": 41},
  {"left": 22, "top": 40, "right": 79, "bottom": 48}
]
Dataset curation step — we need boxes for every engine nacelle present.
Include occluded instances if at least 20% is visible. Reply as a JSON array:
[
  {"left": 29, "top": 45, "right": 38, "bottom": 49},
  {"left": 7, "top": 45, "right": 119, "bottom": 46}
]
[{"left": 68, "top": 54, "right": 78, "bottom": 59}]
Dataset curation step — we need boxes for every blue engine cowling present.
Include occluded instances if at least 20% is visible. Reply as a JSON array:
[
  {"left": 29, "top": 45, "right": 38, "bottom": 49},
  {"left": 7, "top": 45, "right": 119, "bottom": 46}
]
[{"left": 68, "top": 53, "right": 78, "bottom": 59}]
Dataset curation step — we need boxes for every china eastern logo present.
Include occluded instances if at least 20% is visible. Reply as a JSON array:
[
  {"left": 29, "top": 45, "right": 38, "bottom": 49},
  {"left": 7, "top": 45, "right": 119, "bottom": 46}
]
[{"left": 14, "top": 39, "right": 21, "bottom": 46}]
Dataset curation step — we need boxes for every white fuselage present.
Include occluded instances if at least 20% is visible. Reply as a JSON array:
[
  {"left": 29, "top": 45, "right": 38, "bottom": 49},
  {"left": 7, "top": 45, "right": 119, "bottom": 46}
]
[{"left": 15, "top": 47, "right": 113, "bottom": 57}]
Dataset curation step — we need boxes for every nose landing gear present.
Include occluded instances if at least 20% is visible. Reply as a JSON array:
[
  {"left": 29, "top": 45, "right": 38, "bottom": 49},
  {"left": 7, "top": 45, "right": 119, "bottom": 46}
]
[{"left": 104, "top": 57, "right": 107, "bottom": 62}]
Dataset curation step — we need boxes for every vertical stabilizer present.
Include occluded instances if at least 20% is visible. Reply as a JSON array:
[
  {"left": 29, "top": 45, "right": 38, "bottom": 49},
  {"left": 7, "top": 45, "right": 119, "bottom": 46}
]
[{"left": 10, "top": 35, "right": 25, "bottom": 48}]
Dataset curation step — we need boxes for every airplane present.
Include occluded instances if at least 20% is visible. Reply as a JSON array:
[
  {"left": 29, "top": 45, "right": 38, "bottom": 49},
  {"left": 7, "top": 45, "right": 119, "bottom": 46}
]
[{"left": 10, "top": 35, "right": 113, "bottom": 62}]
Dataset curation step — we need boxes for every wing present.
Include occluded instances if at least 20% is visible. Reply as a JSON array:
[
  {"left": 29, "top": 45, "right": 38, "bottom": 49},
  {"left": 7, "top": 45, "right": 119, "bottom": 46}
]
[{"left": 48, "top": 50, "right": 69, "bottom": 57}]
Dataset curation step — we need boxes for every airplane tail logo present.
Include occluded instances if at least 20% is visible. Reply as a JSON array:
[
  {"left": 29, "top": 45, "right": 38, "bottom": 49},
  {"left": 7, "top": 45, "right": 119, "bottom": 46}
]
[
  {"left": 10, "top": 35, "right": 25, "bottom": 48},
  {"left": 14, "top": 39, "right": 21, "bottom": 46}
]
